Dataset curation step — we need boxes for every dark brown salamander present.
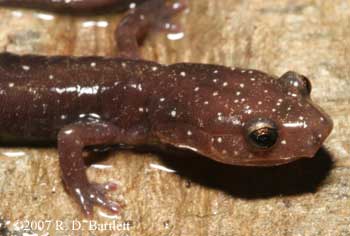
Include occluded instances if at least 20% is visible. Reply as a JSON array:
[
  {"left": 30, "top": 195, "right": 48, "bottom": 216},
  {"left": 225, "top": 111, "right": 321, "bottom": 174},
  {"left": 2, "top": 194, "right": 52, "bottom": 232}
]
[{"left": 0, "top": 0, "right": 333, "bottom": 216}]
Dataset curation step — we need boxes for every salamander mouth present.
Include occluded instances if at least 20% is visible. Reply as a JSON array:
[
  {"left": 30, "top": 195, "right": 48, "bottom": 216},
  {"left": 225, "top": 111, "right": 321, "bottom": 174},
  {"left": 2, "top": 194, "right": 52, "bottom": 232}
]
[{"left": 232, "top": 156, "right": 305, "bottom": 167}]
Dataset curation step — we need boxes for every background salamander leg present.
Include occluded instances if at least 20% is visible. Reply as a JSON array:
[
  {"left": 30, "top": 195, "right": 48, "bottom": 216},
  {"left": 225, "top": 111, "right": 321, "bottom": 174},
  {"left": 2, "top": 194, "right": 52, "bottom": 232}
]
[
  {"left": 0, "top": 0, "right": 147, "bottom": 13},
  {"left": 57, "top": 121, "right": 124, "bottom": 216},
  {"left": 116, "top": 0, "right": 187, "bottom": 59}
]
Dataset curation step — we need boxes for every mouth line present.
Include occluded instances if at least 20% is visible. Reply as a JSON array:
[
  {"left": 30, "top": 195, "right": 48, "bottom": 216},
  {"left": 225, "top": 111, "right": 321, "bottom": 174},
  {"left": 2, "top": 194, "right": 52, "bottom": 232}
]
[{"left": 230, "top": 155, "right": 308, "bottom": 166}]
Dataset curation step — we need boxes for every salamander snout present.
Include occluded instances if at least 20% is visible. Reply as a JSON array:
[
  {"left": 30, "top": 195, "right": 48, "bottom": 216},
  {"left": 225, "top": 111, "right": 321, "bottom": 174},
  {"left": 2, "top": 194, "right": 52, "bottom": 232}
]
[{"left": 305, "top": 112, "right": 333, "bottom": 155}]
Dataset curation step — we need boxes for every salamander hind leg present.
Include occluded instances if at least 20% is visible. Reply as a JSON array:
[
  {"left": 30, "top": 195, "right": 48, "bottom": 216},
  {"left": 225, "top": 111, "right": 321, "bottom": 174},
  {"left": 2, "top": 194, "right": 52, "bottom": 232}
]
[
  {"left": 57, "top": 121, "right": 124, "bottom": 216},
  {"left": 116, "top": 0, "right": 187, "bottom": 59}
]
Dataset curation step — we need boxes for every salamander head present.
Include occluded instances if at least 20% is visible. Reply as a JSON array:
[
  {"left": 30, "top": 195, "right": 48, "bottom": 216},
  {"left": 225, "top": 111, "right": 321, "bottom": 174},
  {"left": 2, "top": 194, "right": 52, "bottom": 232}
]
[
  {"left": 154, "top": 65, "right": 333, "bottom": 166},
  {"left": 197, "top": 69, "right": 333, "bottom": 166}
]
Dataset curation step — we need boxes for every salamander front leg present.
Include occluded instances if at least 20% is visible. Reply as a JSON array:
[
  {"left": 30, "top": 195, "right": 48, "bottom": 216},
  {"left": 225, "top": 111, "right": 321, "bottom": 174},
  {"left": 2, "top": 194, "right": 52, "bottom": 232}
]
[{"left": 57, "top": 121, "right": 124, "bottom": 216}]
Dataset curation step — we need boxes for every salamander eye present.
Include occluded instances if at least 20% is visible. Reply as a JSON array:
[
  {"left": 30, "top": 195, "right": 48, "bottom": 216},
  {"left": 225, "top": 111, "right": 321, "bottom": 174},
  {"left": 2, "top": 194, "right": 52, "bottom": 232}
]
[
  {"left": 280, "top": 71, "right": 312, "bottom": 96},
  {"left": 302, "top": 76, "right": 312, "bottom": 95},
  {"left": 245, "top": 118, "right": 278, "bottom": 149}
]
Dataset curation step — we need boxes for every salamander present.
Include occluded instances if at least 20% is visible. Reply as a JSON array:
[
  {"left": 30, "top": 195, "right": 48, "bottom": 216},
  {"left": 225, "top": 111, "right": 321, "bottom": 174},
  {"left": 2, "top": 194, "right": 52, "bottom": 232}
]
[{"left": 0, "top": 0, "right": 333, "bottom": 216}]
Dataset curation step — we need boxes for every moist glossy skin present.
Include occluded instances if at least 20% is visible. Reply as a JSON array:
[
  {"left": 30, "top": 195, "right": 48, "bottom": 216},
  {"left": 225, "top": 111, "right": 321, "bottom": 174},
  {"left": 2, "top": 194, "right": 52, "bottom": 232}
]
[{"left": 0, "top": 0, "right": 333, "bottom": 216}]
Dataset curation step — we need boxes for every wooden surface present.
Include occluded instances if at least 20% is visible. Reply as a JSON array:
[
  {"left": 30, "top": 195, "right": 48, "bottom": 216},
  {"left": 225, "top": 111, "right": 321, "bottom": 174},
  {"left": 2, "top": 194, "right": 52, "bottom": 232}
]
[{"left": 0, "top": 0, "right": 349, "bottom": 235}]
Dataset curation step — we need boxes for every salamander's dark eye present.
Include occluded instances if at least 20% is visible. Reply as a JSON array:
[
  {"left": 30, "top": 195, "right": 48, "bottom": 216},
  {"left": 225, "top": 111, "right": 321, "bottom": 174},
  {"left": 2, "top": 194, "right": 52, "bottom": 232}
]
[
  {"left": 249, "top": 127, "right": 278, "bottom": 148},
  {"left": 279, "top": 71, "right": 312, "bottom": 96},
  {"left": 246, "top": 119, "right": 278, "bottom": 149}
]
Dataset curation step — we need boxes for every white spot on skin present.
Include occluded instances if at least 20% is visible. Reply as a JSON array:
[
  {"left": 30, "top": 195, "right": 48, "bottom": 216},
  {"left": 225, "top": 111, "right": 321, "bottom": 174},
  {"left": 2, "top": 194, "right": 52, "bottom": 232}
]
[
  {"left": 171, "top": 110, "right": 177, "bottom": 117},
  {"left": 245, "top": 109, "right": 252, "bottom": 114},
  {"left": 61, "top": 115, "right": 67, "bottom": 120},
  {"left": 187, "top": 130, "right": 192, "bottom": 136},
  {"left": 22, "top": 65, "right": 30, "bottom": 71},
  {"left": 258, "top": 101, "right": 263, "bottom": 105},
  {"left": 240, "top": 83, "right": 245, "bottom": 88},
  {"left": 213, "top": 91, "right": 219, "bottom": 96},
  {"left": 241, "top": 70, "right": 246, "bottom": 73},
  {"left": 64, "top": 129, "right": 73, "bottom": 135},
  {"left": 172, "top": 2, "right": 182, "bottom": 10},
  {"left": 49, "top": 75, "right": 54, "bottom": 80},
  {"left": 204, "top": 101, "right": 209, "bottom": 105},
  {"left": 248, "top": 70, "right": 254, "bottom": 74},
  {"left": 90, "top": 62, "right": 96, "bottom": 67},
  {"left": 272, "top": 108, "right": 277, "bottom": 112},
  {"left": 121, "top": 62, "right": 127, "bottom": 68},
  {"left": 264, "top": 90, "right": 268, "bottom": 93},
  {"left": 299, "top": 116, "right": 304, "bottom": 120},
  {"left": 8, "top": 83, "right": 14, "bottom": 88},
  {"left": 152, "top": 66, "right": 158, "bottom": 71},
  {"left": 244, "top": 106, "right": 252, "bottom": 114},
  {"left": 194, "top": 87, "right": 199, "bottom": 92},
  {"left": 139, "top": 107, "right": 144, "bottom": 112},
  {"left": 250, "top": 77, "right": 256, "bottom": 81},
  {"left": 213, "top": 70, "right": 219, "bottom": 74},
  {"left": 234, "top": 99, "right": 239, "bottom": 103},
  {"left": 129, "top": 2, "right": 136, "bottom": 8},
  {"left": 281, "top": 140, "right": 287, "bottom": 145},
  {"left": 160, "top": 98, "right": 165, "bottom": 102},
  {"left": 180, "top": 71, "right": 186, "bottom": 77},
  {"left": 222, "top": 82, "right": 228, "bottom": 87},
  {"left": 217, "top": 112, "right": 223, "bottom": 120},
  {"left": 217, "top": 137, "right": 223, "bottom": 143},
  {"left": 236, "top": 91, "right": 241, "bottom": 96}
]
